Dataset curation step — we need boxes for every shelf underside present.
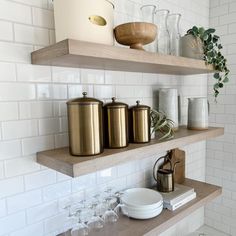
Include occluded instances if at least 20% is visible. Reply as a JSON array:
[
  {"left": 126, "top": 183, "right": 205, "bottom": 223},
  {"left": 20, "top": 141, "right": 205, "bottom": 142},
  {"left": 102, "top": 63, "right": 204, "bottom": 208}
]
[
  {"left": 58, "top": 178, "right": 222, "bottom": 236},
  {"left": 37, "top": 126, "right": 224, "bottom": 178},
  {"left": 31, "top": 39, "right": 214, "bottom": 75}
]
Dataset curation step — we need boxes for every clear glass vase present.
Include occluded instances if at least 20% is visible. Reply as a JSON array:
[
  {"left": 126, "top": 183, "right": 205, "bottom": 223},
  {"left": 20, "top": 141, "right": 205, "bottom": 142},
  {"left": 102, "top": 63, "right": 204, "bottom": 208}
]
[
  {"left": 154, "top": 9, "right": 170, "bottom": 55},
  {"left": 140, "top": 5, "right": 157, "bottom": 52},
  {"left": 168, "top": 13, "right": 181, "bottom": 56}
]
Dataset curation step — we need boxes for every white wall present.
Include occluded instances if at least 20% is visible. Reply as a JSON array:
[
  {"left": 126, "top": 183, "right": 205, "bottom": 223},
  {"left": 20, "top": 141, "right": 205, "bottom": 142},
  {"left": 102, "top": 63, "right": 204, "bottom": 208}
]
[
  {"left": 0, "top": 0, "right": 209, "bottom": 235},
  {"left": 206, "top": 0, "right": 236, "bottom": 235}
]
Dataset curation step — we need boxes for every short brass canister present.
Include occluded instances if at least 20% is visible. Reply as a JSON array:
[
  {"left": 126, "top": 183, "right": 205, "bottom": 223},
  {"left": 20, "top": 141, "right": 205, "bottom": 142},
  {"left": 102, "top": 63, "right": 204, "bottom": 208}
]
[
  {"left": 104, "top": 97, "right": 129, "bottom": 148},
  {"left": 67, "top": 92, "right": 103, "bottom": 156},
  {"left": 130, "top": 101, "right": 150, "bottom": 143}
]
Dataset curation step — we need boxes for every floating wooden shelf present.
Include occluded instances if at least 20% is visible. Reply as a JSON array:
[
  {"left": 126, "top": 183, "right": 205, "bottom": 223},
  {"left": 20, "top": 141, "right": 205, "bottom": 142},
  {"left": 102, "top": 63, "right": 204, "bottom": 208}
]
[
  {"left": 31, "top": 39, "right": 214, "bottom": 75},
  {"left": 37, "top": 126, "right": 224, "bottom": 178},
  {"left": 58, "top": 178, "right": 222, "bottom": 236}
]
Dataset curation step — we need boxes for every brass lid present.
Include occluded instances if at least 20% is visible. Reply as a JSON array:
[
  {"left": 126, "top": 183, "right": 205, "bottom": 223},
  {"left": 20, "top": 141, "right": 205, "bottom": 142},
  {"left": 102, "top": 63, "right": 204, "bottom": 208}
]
[
  {"left": 105, "top": 97, "right": 128, "bottom": 108},
  {"left": 67, "top": 92, "right": 103, "bottom": 105},
  {"left": 130, "top": 100, "right": 150, "bottom": 110}
]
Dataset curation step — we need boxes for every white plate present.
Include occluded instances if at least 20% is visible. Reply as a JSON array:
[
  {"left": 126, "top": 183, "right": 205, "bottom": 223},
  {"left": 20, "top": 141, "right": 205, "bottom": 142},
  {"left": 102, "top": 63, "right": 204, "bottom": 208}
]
[
  {"left": 122, "top": 204, "right": 163, "bottom": 220},
  {"left": 124, "top": 202, "right": 163, "bottom": 212},
  {"left": 121, "top": 188, "right": 163, "bottom": 209},
  {"left": 124, "top": 200, "right": 163, "bottom": 210}
]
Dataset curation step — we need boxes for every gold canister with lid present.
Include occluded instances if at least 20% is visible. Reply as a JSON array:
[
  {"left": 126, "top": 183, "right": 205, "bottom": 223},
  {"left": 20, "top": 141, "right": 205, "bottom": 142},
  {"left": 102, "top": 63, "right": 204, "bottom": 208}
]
[
  {"left": 104, "top": 97, "right": 129, "bottom": 148},
  {"left": 130, "top": 101, "right": 151, "bottom": 143},
  {"left": 67, "top": 92, "right": 103, "bottom": 156}
]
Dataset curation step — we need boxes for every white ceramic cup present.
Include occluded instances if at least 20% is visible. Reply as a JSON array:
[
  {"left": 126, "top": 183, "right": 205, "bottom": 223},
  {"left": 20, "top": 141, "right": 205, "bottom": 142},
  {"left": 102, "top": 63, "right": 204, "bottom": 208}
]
[
  {"left": 187, "top": 97, "right": 209, "bottom": 130},
  {"left": 159, "top": 88, "right": 179, "bottom": 130}
]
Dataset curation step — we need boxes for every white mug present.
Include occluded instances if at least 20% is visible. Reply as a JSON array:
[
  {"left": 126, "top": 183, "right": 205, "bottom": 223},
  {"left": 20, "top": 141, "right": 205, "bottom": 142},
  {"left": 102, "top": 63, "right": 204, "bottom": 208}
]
[{"left": 187, "top": 97, "right": 209, "bottom": 130}]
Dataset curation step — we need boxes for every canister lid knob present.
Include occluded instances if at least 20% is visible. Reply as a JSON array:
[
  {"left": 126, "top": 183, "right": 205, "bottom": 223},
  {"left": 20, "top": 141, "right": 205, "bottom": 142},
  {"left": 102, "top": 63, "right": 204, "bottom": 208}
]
[
  {"left": 112, "top": 97, "right": 116, "bottom": 102},
  {"left": 82, "top": 92, "right": 87, "bottom": 97},
  {"left": 136, "top": 100, "right": 140, "bottom": 106}
]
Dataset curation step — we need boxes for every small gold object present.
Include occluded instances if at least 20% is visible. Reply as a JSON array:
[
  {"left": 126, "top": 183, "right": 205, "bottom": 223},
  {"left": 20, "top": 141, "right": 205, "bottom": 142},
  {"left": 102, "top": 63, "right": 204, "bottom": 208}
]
[
  {"left": 130, "top": 101, "right": 151, "bottom": 143},
  {"left": 104, "top": 97, "right": 129, "bottom": 148},
  {"left": 89, "top": 15, "right": 107, "bottom": 26},
  {"left": 67, "top": 92, "right": 103, "bottom": 156}
]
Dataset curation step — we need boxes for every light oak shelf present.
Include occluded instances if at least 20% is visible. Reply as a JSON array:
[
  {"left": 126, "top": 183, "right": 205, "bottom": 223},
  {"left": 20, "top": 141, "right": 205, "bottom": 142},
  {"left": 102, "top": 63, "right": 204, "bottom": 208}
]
[
  {"left": 59, "top": 178, "right": 222, "bottom": 236},
  {"left": 31, "top": 39, "right": 214, "bottom": 75},
  {"left": 37, "top": 126, "right": 224, "bottom": 178}
]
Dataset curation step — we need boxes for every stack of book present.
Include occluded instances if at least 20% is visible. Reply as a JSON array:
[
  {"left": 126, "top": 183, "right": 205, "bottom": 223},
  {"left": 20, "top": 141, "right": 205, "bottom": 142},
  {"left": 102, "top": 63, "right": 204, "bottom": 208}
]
[{"left": 160, "top": 184, "right": 196, "bottom": 211}]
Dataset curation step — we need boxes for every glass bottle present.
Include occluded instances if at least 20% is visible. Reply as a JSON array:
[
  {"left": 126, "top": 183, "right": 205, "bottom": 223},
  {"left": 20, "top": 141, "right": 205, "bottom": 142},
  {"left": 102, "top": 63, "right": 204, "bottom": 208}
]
[
  {"left": 140, "top": 5, "right": 156, "bottom": 23},
  {"left": 154, "top": 9, "right": 170, "bottom": 55},
  {"left": 168, "top": 13, "right": 182, "bottom": 56},
  {"left": 140, "top": 5, "right": 157, "bottom": 52}
]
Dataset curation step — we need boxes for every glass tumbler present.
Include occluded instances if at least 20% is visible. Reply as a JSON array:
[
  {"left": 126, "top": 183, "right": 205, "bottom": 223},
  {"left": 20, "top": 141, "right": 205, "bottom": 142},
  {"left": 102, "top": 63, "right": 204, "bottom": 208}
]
[
  {"left": 155, "top": 9, "right": 170, "bottom": 55},
  {"left": 140, "top": 5, "right": 157, "bottom": 52},
  {"left": 168, "top": 13, "right": 182, "bottom": 56}
]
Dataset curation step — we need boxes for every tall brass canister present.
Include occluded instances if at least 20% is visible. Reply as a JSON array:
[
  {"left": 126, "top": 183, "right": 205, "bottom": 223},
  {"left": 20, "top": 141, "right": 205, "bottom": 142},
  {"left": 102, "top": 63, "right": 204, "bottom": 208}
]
[
  {"left": 67, "top": 92, "right": 103, "bottom": 156},
  {"left": 104, "top": 97, "right": 128, "bottom": 148},
  {"left": 130, "top": 101, "right": 151, "bottom": 143}
]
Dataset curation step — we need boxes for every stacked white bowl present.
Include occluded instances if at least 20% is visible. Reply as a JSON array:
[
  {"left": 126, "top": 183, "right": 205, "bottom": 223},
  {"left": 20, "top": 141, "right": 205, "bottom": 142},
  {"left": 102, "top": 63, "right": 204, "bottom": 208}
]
[{"left": 120, "top": 188, "right": 163, "bottom": 220}]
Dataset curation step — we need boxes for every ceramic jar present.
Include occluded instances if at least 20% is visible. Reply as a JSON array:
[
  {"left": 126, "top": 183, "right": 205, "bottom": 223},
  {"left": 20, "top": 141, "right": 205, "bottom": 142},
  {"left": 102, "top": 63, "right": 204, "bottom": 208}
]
[
  {"left": 104, "top": 97, "right": 129, "bottom": 148},
  {"left": 67, "top": 92, "right": 104, "bottom": 156},
  {"left": 180, "top": 35, "right": 204, "bottom": 59},
  {"left": 158, "top": 89, "right": 179, "bottom": 130},
  {"left": 54, "top": 0, "right": 114, "bottom": 45},
  {"left": 129, "top": 101, "right": 151, "bottom": 143},
  {"left": 187, "top": 97, "right": 209, "bottom": 130}
]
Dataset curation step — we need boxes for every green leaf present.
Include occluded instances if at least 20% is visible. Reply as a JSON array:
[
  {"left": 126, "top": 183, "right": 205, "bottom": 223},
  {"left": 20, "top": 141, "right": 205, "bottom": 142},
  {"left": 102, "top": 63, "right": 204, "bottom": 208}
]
[
  {"left": 219, "top": 83, "right": 224, "bottom": 88},
  {"left": 218, "top": 44, "right": 223, "bottom": 49},
  {"left": 214, "top": 83, "right": 219, "bottom": 89},
  {"left": 205, "top": 28, "right": 216, "bottom": 34},
  {"left": 199, "top": 27, "right": 205, "bottom": 35},
  {"left": 214, "top": 73, "right": 220, "bottom": 79},
  {"left": 203, "top": 32, "right": 209, "bottom": 40},
  {"left": 213, "top": 35, "right": 220, "bottom": 43},
  {"left": 223, "top": 77, "right": 229, "bottom": 83},
  {"left": 208, "top": 44, "right": 213, "bottom": 50},
  {"left": 192, "top": 26, "right": 198, "bottom": 33},
  {"left": 207, "top": 51, "right": 214, "bottom": 57}
]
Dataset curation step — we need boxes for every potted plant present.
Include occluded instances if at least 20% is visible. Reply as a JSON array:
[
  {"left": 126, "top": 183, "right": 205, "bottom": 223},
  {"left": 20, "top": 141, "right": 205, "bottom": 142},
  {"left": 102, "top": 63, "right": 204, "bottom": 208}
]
[
  {"left": 181, "top": 26, "right": 230, "bottom": 99},
  {"left": 150, "top": 109, "right": 174, "bottom": 140}
]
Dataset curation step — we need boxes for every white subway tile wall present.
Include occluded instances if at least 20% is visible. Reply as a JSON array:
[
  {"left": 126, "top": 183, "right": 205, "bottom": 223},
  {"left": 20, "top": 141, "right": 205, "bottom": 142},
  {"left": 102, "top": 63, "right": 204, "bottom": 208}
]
[
  {"left": 206, "top": 1, "right": 236, "bottom": 235},
  {"left": 0, "top": 0, "right": 210, "bottom": 235}
]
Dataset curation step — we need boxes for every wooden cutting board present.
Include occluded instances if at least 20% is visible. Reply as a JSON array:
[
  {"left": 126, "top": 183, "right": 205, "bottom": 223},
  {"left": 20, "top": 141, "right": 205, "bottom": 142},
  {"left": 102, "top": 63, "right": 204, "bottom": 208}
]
[{"left": 163, "top": 148, "right": 185, "bottom": 184}]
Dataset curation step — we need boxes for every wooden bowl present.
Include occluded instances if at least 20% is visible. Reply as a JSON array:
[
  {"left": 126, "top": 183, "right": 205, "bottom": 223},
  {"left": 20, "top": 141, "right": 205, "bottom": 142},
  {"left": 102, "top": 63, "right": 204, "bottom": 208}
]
[{"left": 114, "top": 22, "right": 157, "bottom": 50}]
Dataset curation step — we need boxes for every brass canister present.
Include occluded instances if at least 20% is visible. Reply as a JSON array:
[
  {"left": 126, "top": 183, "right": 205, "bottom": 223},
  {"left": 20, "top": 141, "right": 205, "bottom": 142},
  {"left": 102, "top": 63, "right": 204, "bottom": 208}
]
[
  {"left": 104, "top": 97, "right": 128, "bottom": 148},
  {"left": 130, "top": 101, "right": 150, "bottom": 143},
  {"left": 67, "top": 92, "right": 103, "bottom": 156}
]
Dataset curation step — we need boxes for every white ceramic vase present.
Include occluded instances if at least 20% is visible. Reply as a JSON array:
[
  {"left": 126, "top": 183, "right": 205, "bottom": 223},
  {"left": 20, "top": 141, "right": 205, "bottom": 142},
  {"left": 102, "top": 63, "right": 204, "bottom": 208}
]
[
  {"left": 158, "top": 89, "right": 179, "bottom": 130},
  {"left": 180, "top": 35, "right": 204, "bottom": 60},
  {"left": 54, "top": 0, "right": 114, "bottom": 45},
  {"left": 187, "top": 97, "right": 209, "bottom": 130}
]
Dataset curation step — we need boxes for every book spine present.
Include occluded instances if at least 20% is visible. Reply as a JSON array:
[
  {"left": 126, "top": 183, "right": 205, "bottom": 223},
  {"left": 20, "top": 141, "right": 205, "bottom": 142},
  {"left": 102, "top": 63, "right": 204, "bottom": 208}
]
[
  {"left": 168, "top": 189, "right": 195, "bottom": 205},
  {"left": 164, "top": 192, "right": 196, "bottom": 211}
]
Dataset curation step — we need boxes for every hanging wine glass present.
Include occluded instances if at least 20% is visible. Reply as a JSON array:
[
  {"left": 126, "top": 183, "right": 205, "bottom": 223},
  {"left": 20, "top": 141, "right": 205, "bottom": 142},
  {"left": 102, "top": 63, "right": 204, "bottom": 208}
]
[
  {"left": 87, "top": 202, "right": 105, "bottom": 231},
  {"left": 155, "top": 9, "right": 170, "bottom": 54},
  {"left": 168, "top": 13, "right": 182, "bottom": 56},
  {"left": 71, "top": 208, "right": 89, "bottom": 236},
  {"left": 102, "top": 187, "right": 119, "bottom": 223}
]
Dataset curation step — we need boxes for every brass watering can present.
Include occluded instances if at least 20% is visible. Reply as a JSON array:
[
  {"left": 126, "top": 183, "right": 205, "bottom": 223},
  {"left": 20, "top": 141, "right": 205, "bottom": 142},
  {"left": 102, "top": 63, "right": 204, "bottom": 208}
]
[{"left": 153, "top": 153, "right": 180, "bottom": 192}]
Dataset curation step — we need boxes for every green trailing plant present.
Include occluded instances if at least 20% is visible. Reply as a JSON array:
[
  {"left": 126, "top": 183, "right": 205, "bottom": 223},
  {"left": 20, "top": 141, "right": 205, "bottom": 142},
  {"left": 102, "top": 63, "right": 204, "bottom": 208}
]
[
  {"left": 186, "top": 26, "right": 230, "bottom": 99},
  {"left": 150, "top": 109, "right": 174, "bottom": 140}
]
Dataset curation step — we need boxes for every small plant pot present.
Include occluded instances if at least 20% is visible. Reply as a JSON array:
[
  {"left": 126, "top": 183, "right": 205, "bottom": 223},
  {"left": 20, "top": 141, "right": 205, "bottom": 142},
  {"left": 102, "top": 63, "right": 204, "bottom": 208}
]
[{"left": 180, "top": 35, "right": 204, "bottom": 60}]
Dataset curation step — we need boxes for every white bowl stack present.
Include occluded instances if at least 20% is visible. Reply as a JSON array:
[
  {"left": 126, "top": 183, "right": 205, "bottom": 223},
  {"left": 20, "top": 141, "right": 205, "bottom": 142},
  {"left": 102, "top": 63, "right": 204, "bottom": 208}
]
[{"left": 120, "top": 188, "right": 163, "bottom": 220}]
